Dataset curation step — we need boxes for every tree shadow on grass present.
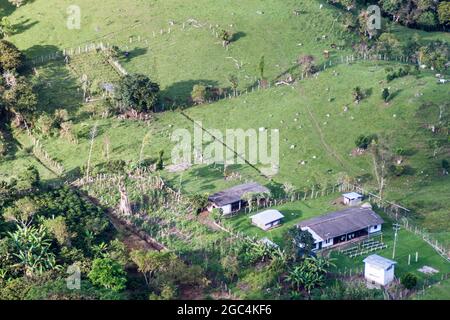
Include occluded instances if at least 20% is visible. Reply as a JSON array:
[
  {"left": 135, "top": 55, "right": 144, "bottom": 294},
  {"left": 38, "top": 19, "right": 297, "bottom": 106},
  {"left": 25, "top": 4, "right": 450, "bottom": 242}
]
[
  {"left": 23, "top": 44, "right": 61, "bottom": 59},
  {"left": 231, "top": 31, "right": 246, "bottom": 43},
  {"left": 160, "top": 79, "right": 220, "bottom": 109},
  {"left": 0, "top": 121, "right": 21, "bottom": 160},
  {"left": 0, "top": 0, "right": 17, "bottom": 16},
  {"left": 388, "top": 89, "right": 403, "bottom": 101},
  {"left": 12, "top": 18, "right": 39, "bottom": 36},
  {"left": 120, "top": 47, "right": 148, "bottom": 62}
]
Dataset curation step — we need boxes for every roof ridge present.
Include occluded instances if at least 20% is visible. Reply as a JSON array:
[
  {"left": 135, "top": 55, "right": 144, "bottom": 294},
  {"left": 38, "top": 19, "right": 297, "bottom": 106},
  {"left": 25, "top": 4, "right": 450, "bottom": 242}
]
[{"left": 305, "top": 208, "right": 369, "bottom": 226}]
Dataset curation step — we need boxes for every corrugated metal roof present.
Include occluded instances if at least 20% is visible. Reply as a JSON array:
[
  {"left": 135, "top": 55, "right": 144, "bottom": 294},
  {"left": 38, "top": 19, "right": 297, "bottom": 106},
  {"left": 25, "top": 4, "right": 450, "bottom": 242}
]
[
  {"left": 363, "top": 254, "right": 396, "bottom": 270},
  {"left": 251, "top": 209, "right": 284, "bottom": 226},
  {"left": 343, "top": 192, "right": 363, "bottom": 200},
  {"left": 208, "top": 182, "right": 270, "bottom": 207},
  {"left": 298, "top": 207, "right": 384, "bottom": 240}
]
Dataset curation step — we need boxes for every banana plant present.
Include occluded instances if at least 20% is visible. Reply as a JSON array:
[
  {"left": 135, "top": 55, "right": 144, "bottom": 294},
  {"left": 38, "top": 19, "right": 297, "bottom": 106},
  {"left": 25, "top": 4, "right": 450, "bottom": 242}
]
[{"left": 8, "top": 225, "right": 58, "bottom": 277}]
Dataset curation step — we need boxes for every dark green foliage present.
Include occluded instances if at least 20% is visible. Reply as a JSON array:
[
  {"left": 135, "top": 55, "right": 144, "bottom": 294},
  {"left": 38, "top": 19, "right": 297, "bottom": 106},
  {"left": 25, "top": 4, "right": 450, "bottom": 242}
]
[
  {"left": 3, "top": 76, "right": 37, "bottom": 120},
  {"left": 419, "top": 41, "right": 449, "bottom": 72},
  {"left": 116, "top": 74, "right": 160, "bottom": 113},
  {"left": 0, "top": 40, "right": 24, "bottom": 72},
  {"left": 442, "top": 159, "right": 449, "bottom": 172},
  {"left": 156, "top": 150, "right": 164, "bottom": 170},
  {"left": 382, "top": 88, "right": 390, "bottom": 102},
  {"left": 88, "top": 258, "right": 127, "bottom": 292},
  {"left": 18, "top": 165, "right": 40, "bottom": 189},
  {"left": 386, "top": 66, "right": 413, "bottom": 82},
  {"left": 355, "top": 134, "right": 377, "bottom": 150},
  {"left": 188, "top": 193, "right": 209, "bottom": 214},
  {"left": 401, "top": 272, "right": 418, "bottom": 289},
  {"left": 389, "top": 164, "right": 407, "bottom": 176},
  {"left": 283, "top": 227, "right": 315, "bottom": 261},
  {"left": 25, "top": 279, "right": 126, "bottom": 300},
  {"left": 35, "top": 186, "right": 111, "bottom": 255}
]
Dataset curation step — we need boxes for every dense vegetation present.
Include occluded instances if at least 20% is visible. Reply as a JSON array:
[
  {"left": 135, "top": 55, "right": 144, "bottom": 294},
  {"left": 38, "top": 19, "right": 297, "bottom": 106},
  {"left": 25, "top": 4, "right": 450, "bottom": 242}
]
[{"left": 0, "top": 0, "right": 449, "bottom": 300}]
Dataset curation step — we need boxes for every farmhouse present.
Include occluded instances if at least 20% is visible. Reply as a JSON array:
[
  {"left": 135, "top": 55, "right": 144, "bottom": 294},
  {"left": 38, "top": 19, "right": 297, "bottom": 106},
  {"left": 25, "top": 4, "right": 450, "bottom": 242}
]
[
  {"left": 342, "top": 192, "right": 364, "bottom": 206},
  {"left": 251, "top": 209, "right": 284, "bottom": 231},
  {"left": 208, "top": 182, "right": 270, "bottom": 215},
  {"left": 298, "top": 206, "right": 384, "bottom": 251},
  {"left": 363, "top": 254, "right": 396, "bottom": 286}
]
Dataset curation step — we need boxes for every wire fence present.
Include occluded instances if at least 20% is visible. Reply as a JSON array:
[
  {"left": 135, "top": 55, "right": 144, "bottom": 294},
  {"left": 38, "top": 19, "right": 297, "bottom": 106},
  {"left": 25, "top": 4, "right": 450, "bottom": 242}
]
[{"left": 347, "top": 183, "right": 450, "bottom": 261}]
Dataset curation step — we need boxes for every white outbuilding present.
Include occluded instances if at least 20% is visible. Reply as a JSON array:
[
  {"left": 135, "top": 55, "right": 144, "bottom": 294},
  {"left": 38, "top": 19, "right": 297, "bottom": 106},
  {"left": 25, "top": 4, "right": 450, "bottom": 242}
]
[
  {"left": 363, "top": 254, "right": 397, "bottom": 286},
  {"left": 251, "top": 210, "right": 284, "bottom": 231},
  {"left": 343, "top": 192, "right": 364, "bottom": 206}
]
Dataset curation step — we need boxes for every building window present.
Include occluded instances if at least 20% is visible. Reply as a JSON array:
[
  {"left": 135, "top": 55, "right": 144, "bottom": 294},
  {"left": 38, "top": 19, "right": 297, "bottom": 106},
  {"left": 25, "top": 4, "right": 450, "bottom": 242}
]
[{"left": 373, "top": 225, "right": 378, "bottom": 230}]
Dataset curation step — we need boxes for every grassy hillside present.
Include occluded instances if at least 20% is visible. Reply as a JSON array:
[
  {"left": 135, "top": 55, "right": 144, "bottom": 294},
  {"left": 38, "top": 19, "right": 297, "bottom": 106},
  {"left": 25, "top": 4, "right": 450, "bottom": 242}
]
[{"left": 2, "top": 0, "right": 449, "bottom": 253}]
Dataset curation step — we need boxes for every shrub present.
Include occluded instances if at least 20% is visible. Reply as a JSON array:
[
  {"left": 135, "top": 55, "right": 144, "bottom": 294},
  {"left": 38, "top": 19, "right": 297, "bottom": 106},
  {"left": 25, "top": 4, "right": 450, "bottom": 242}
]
[
  {"left": 88, "top": 258, "right": 127, "bottom": 292},
  {"left": 355, "top": 134, "right": 377, "bottom": 150},
  {"left": 382, "top": 88, "right": 390, "bottom": 102},
  {"left": 36, "top": 114, "right": 55, "bottom": 137},
  {"left": 401, "top": 272, "right": 418, "bottom": 290}
]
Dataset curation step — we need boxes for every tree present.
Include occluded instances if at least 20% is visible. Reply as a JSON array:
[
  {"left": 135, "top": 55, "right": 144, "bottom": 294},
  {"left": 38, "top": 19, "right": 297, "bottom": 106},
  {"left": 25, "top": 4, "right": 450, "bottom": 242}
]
[
  {"left": 3, "top": 197, "right": 37, "bottom": 227},
  {"left": 220, "top": 255, "right": 239, "bottom": 281},
  {"left": 376, "top": 33, "right": 402, "bottom": 56},
  {"left": 0, "top": 40, "right": 23, "bottom": 72},
  {"left": 418, "top": 11, "right": 438, "bottom": 30},
  {"left": 358, "top": 10, "right": 379, "bottom": 40},
  {"left": 401, "top": 272, "right": 418, "bottom": 289},
  {"left": 258, "top": 55, "right": 265, "bottom": 80},
  {"left": 19, "top": 165, "right": 40, "bottom": 189},
  {"left": 282, "top": 182, "right": 296, "bottom": 200},
  {"left": 130, "top": 250, "right": 176, "bottom": 288},
  {"left": 88, "top": 258, "right": 127, "bottom": 292},
  {"left": 0, "top": 17, "right": 15, "bottom": 39},
  {"left": 283, "top": 227, "right": 315, "bottom": 261},
  {"left": 36, "top": 114, "right": 55, "bottom": 137},
  {"left": 297, "top": 55, "right": 317, "bottom": 77},
  {"left": 4, "top": 77, "right": 37, "bottom": 123},
  {"left": 438, "top": 2, "right": 450, "bottom": 26},
  {"left": 191, "top": 84, "right": 208, "bottom": 105},
  {"left": 43, "top": 216, "right": 71, "bottom": 246},
  {"left": 188, "top": 193, "right": 209, "bottom": 214},
  {"left": 352, "top": 86, "right": 363, "bottom": 103},
  {"left": 219, "top": 29, "right": 232, "bottom": 47},
  {"left": 156, "top": 150, "right": 164, "bottom": 170},
  {"left": 441, "top": 159, "right": 449, "bottom": 175},
  {"left": 228, "top": 74, "right": 239, "bottom": 97},
  {"left": 382, "top": 88, "right": 390, "bottom": 102},
  {"left": 116, "top": 74, "right": 160, "bottom": 113},
  {"left": 355, "top": 134, "right": 376, "bottom": 150}
]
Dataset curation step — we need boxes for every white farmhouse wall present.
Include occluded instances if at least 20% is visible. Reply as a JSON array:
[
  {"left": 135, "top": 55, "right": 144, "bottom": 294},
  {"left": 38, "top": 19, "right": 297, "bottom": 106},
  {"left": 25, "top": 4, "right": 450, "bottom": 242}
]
[
  {"left": 365, "top": 264, "right": 395, "bottom": 286},
  {"left": 322, "top": 238, "right": 334, "bottom": 248},
  {"left": 384, "top": 266, "right": 395, "bottom": 285},
  {"left": 365, "top": 264, "right": 385, "bottom": 285},
  {"left": 369, "top": 224, "right": 382, "bottom": 234},
  {"left": 221, "top": 204, "right": 232, "bottom": 215}
]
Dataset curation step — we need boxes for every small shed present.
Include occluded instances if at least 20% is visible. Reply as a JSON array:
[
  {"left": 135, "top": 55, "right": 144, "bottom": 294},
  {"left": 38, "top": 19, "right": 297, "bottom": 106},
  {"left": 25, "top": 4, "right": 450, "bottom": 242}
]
[
  {"left": 343, "top": 192, "right": 363, "bottom": 206},
  {"left": 251, "top": 210, "right": 284, "bottom": 231},
  {"left": 363, "top": 254, "right": 396, "bottom": 286},
  {"left": 208, "top": 182, "right": 270, "bottom": 215}
]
